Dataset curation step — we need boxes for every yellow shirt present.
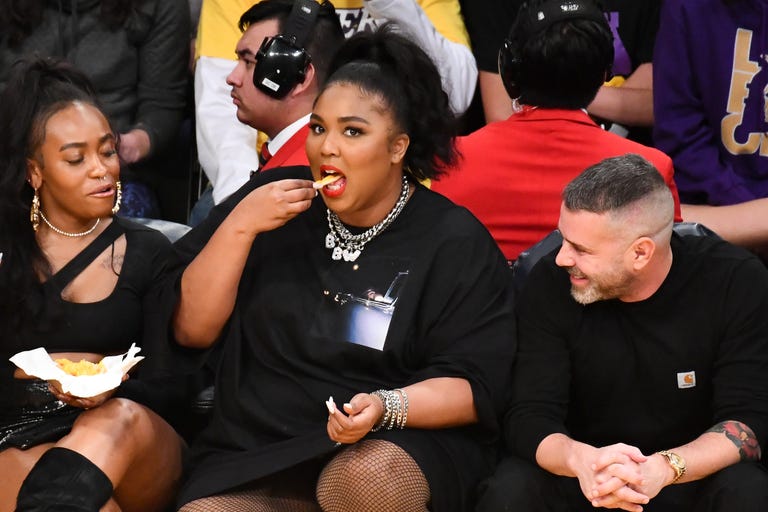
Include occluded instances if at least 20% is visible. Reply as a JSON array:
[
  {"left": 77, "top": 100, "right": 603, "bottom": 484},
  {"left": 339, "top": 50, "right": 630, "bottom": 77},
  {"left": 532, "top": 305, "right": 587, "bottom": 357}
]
[{"left": 196, "top": 0, "right": 470, "bottom": 60}]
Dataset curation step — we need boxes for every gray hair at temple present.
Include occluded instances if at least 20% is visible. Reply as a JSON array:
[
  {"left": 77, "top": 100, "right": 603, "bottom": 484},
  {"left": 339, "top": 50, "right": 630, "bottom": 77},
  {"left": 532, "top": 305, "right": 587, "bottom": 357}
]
[{"left": 562, "top": 154, "right": 675, "bottom": 238}]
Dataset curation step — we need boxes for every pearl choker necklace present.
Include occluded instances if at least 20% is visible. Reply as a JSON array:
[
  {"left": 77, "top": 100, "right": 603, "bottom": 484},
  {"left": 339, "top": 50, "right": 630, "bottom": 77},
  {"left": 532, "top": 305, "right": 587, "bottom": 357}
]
[
  {"left": 325, "top": 175, "right": 410, "bottom": 262},
  {"left": 39, "top": 211, "right": 100, "bottom": 237}
]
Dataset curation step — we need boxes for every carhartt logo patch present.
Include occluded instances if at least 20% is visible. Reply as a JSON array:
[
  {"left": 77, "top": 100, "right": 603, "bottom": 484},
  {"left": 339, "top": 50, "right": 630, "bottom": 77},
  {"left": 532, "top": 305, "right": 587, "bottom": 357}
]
[{"left": 677, "top": 371, "right": 696, "bottom": 389}]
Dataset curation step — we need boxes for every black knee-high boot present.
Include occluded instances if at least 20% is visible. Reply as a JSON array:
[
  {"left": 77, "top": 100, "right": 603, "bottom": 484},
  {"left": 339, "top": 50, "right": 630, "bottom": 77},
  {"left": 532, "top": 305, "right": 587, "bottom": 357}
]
[{"left": 15, "top": 447, "right": 113, "bottom": 511}]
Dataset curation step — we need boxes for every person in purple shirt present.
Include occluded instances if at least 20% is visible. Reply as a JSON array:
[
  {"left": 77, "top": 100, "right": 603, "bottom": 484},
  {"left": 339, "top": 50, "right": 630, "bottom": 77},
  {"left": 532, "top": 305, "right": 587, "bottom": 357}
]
[{"left": 654, "top": 0, "right": 768, "bottom": 256}]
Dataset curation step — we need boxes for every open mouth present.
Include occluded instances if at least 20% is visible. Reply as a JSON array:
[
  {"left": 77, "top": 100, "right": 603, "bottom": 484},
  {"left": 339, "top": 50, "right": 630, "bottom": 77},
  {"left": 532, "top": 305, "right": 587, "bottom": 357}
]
[
  {"left": 317, "top": 166, "right": 346, "bottom": 195},
  {"left": 313, "top": 174, "right": 342, "bottom": 189},
  {"left": 567, "top": 268, "right": 589, "bottom": 283}
]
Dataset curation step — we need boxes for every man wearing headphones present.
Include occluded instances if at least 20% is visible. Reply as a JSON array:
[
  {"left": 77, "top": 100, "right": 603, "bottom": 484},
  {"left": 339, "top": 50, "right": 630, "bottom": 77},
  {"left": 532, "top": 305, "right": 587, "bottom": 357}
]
[
  {"left": 430, "top": 0, "right": 681, "bottom": 263},
  {"left": 223, "top": 0, "right": 343, "bottom": 173},
  {"left": 190, "top": 0, "right": 474, "bottom": 224},
  {"left": 189, "top": 0, "right": 344, "bottom": 225}
]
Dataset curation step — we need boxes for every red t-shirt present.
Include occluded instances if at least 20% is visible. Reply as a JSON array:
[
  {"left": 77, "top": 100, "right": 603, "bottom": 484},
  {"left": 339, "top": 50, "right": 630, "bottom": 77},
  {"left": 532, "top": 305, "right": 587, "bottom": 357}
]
[{"left": 432, "top": 108, "right": 682, "bottom": 260}]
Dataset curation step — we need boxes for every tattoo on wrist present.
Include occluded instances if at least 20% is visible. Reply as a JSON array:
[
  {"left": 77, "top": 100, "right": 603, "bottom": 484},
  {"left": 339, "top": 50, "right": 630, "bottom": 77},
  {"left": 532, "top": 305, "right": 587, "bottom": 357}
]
[{"left": 707, "top": 420, "right": 762, "bottom": 461}]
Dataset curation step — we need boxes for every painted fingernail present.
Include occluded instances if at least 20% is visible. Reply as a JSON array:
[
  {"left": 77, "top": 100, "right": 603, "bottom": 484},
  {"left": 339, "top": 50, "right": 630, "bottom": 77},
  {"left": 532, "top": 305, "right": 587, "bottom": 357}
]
[{"left": 325, "top": 396, "right": 336, "bottom": 414}]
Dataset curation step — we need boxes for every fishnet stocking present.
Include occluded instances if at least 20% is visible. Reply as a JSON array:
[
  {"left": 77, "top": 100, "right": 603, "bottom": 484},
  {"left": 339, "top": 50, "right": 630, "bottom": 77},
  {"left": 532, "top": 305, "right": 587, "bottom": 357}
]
[
  {"left": 316, "top": 439, "right": 430, "bottom": 512},
  {"left": 178, "top": 488, "right": 321, "bottom": 512},
  {"left": 178, "top": 457, "right": 322, "bottom": 512},
  {"left": 177, "top": 440, "right": 429, "bottom": 512}
]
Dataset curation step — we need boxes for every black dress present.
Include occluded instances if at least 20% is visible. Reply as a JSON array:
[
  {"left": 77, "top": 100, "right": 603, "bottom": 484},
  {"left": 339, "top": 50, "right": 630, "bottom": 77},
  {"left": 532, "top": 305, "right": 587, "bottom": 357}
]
[
  {"left": 0, "top": 217, "right": 173, "bottom": 450},
  {"left": 171, "top": 167, "right": 517, "bottom": 511}
]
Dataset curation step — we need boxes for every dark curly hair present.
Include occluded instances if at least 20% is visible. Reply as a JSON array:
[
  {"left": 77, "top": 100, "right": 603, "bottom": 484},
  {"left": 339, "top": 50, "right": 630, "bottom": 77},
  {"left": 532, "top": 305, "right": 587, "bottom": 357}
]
[
  {"left": 0, "top": 0, "right": 147, "bottom": 48},
  {"left": 508, "top": 0, "right": 614, "bottom": 109},
  {"left": 0, "top": 57, "right": 104, "bottom": 336},
  {"left": 319, "top": 23, "right": 459, "bottom": 181}
]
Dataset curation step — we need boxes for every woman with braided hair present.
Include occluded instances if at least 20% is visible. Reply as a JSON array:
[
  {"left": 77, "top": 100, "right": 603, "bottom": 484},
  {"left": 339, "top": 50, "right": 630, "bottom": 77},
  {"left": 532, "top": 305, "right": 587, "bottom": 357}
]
[{"left": 170, "top": 24, "right": 515, "bottom": 512}]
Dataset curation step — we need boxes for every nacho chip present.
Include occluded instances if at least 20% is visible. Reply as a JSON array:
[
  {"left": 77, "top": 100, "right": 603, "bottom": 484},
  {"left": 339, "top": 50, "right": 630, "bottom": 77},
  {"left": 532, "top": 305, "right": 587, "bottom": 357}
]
[{"left": 55, "top": 358, "right": 107, "bottom": 377}]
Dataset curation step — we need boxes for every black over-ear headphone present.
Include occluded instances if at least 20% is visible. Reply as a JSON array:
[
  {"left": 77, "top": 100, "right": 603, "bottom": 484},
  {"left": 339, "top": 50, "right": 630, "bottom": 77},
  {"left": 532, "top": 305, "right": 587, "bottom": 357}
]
[
  {"left": 253, "top": 0, "right": 320, "bottom": 99},
  {"left": 498, "top": 0, "right": 608, "bottom": 99}
]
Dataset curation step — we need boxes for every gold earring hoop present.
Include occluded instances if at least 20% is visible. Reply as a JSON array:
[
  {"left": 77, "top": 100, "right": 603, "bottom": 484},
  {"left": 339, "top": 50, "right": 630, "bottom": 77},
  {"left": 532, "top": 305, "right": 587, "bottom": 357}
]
[
  {"left": 112, "top": 180, "right": 122, "bottom": 215},
  {"left": 30, "top": 188, "right": 40, "bottom": 231}
]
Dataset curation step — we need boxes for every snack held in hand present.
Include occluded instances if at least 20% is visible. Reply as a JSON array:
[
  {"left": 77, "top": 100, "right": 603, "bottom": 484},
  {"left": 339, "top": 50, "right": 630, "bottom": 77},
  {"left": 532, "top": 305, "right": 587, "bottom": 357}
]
[
  {"left": 9, "top": 344, "right": 144, "bottom": 398},
  {"left": 313, "top": 174, "right": 341, "bottom": 189},
  {"left": 55, "top": 358, "right": 107, "bottom": 377}
]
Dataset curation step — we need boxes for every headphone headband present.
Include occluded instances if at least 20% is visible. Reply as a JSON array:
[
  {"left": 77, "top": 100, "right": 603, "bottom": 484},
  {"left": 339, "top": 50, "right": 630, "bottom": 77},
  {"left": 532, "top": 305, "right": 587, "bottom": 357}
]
[
  {"left": 516, "top": 0, "right": 606, "bottom": 40},
  {"left": 282, "top": 0, "right": 320, "bottom": 48},
  {"left": 498, "top": 0, "right": 608, "bottom": 100}
]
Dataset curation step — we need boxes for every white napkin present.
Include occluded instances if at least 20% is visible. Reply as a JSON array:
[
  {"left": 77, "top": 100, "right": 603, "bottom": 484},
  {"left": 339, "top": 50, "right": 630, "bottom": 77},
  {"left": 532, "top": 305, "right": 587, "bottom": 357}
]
[{"left": 9, "top": 343, "right": 144, "bottom": 398}]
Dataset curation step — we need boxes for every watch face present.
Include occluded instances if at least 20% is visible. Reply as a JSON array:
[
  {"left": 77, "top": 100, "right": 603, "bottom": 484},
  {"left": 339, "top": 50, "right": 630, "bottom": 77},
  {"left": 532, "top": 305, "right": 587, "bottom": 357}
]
[
  {"left": 659, "top": 450, "right": 686, "bottom": 477},
  {"left": 664, "top": 451, "right": 686, "bottom": 479}
]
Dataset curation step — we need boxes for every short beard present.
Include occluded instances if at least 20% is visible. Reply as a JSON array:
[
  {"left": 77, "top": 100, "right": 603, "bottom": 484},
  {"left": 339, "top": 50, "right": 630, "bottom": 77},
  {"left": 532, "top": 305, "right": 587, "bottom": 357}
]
[
  {"left": 570, "top": 285, "right": 603, "bottom": 305},
  {"left": 568, "top": 267, "right": 633, "bottom": 305}
]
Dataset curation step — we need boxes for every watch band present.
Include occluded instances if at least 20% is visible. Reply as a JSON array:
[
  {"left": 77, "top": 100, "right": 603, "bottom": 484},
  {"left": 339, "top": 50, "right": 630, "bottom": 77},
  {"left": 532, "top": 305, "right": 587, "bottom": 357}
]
[{"left": 656, "top": 450, "right": 686, "bottom": 483}]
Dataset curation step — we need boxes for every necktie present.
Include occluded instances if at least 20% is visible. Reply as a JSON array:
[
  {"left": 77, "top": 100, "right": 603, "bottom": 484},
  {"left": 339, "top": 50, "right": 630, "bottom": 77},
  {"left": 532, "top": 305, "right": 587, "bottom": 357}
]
[{"left": 259, "top": 143, "right": 272, "bottom": 169}]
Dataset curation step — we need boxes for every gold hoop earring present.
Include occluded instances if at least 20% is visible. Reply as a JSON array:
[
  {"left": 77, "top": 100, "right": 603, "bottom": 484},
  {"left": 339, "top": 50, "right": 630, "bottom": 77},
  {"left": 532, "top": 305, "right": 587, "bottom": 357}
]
[
  {"left": 31, "top": 188, "right": 40, "bottom": 231},
  {"left": 112, "top": 181, "right": 122, "bottom": 215}
]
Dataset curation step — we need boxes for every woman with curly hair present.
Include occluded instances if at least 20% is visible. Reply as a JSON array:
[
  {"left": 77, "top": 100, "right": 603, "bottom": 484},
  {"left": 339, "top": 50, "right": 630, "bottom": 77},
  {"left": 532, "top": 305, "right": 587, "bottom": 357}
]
[{"left": 170, "top": 24, "right": 515, "bottom": 512}]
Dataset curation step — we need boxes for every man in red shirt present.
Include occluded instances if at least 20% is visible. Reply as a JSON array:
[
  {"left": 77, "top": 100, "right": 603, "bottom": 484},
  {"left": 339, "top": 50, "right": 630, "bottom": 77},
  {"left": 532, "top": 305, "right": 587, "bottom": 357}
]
[
  {"left": 432, "top": 0, "right": 680, "bottom": 262},
  {"left": 225, "top": 0, "right": 344, "bottom": 173},
  {"left": 188, "top": 0, "right": 345, "bottom": 225}
]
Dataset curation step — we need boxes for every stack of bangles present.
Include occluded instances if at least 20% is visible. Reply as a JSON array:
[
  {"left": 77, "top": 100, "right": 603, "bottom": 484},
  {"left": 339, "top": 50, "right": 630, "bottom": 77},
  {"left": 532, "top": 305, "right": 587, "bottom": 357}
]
[{"left": 370, "top": 388, "right": 409, "bottom": 431}]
